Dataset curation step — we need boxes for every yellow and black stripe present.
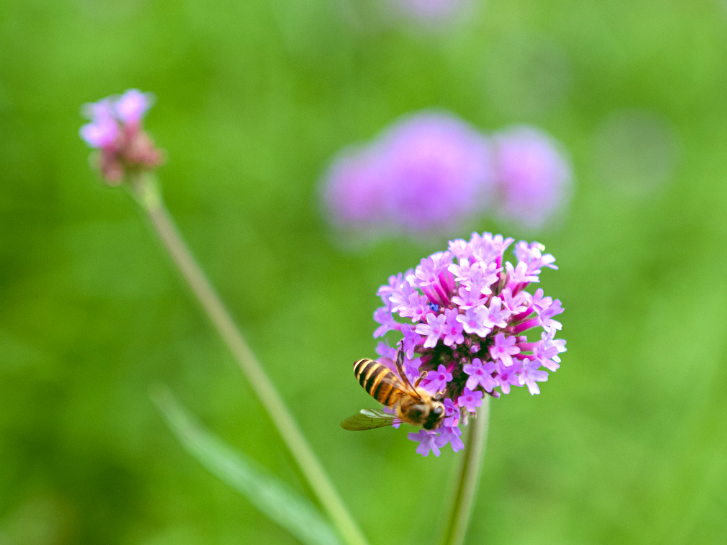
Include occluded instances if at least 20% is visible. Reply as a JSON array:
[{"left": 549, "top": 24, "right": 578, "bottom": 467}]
[{"left": 353, "top": 358, "right": 404, "bottom": 407}]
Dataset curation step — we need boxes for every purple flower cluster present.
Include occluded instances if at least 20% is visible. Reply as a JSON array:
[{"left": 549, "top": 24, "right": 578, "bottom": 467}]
[
  {"left": 322, "top": 111, "right": 494, "bottom": 238},
  {"left": 79, "top": 89, "right": 162, "bottom": 184},
  {"left": 492, "top": 126, "right": 572, "bottom": 230},
  {"left": 321, "top": 111, "right": 572, "bottom": 238},
  {"left": 373, "top": 232, "right": 566, "bottom": 456}
]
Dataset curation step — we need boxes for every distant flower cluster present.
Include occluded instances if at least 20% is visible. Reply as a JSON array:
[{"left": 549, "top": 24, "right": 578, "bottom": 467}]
[
  {"left": 323, "top": 112, "right": 493, "bottom": 237},
  {"left": 79, "top": 89, "right": 162, "bottom": 184},
  {"left": 373, "top": 232, "right": 565, "bottom": 456},
  {"left": 492, "top": 127, "right": 572, "bottom": 229},
  {"left": 321, "top": 111, "right": 571, "bottom": 238}
]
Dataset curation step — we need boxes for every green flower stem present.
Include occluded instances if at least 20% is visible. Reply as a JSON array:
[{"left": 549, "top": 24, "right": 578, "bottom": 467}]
[
  {"left": 130, "top": 174, "right": 369, "bottom": 545},
  {"left": 440, "top": 395, "right": 490, "bottom": 545}
]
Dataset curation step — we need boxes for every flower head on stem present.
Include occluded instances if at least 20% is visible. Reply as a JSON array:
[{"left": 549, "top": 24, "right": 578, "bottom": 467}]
[
  {"left": 78, "top": 92, "right": 369, "bottom": 545},
  {"left": 373, "top": 231, "right": 566, "bottom": 456},
  {"left": 80, "top": 89, "right": 163, "bottom": 184}
]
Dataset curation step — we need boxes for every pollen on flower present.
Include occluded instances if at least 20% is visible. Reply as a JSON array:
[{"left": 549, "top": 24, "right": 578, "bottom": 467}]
[
  {"left": 79, "top": 89, "right": 163, "bottom": 184},
  {"left": 372, "top": 232, "right": 566, "bottom": 456}
]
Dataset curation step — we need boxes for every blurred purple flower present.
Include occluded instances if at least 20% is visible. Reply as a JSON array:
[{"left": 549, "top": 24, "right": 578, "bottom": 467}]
[
  {"left": 457, "top": 387, "right": 483, "bottom": 413},
  {"left": 436, "top": 425, "right": 464, "bottom": 452},
  {"left": 114, "top": 89, "right": 153, "bottom": 125},
  {"left": 377, "top": 113, "right": 494, "bottom": 232},
  {"left": 321, "top": 111, "right": 494, "bottom": 239},
  {"left": 79, "top": 113, "right": 119, "bottom": 150},
  {"left": 408, "top": 429, "right": 441, "bottom": 457},
  {"left": 79, "top": 89, "right": 162, "bottom": 184},
  {"left": 322, "top": 145, "right": 390, "bottom": 232},
  {"left": 492, "top": 126, "right": 572, "bottom": 229}
]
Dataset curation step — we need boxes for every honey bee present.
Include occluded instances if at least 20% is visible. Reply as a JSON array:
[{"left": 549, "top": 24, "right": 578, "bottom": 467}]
[{"left": 340, "top": 349, "right": 446, "bottom": 431}]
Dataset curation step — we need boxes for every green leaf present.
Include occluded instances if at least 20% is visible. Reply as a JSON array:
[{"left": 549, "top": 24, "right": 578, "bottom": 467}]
[{"left": 151, "top": 386, "right": 342, "bottom": 545}]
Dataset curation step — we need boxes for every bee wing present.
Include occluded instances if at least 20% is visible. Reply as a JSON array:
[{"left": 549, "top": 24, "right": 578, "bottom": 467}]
[{"left": 340, "top": 409, "right": 396, "bottom": 431}]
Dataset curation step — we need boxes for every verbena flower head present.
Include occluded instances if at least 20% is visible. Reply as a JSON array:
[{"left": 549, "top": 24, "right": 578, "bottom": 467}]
[
  {"left": 321, "top": 111, "right": 494, "bottom": 239},
  {"left": 492, "top": 126, "right": 572, "bottom": 230},
  {"left": 79, "top": 89, "right": 163, "bottom": 184},
  {"left": 374, "top": 232, "right": 566, "bottom": 456}
]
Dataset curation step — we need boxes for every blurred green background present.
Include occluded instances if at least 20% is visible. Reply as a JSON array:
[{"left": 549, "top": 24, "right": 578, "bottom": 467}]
[{"left": 2, "top": 0, "right": 727, "bottom": 543}]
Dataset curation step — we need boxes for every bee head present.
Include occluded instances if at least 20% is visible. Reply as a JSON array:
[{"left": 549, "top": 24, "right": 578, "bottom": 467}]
[{"left": 422, "top": 401, "right": 446, "bottom": 430}]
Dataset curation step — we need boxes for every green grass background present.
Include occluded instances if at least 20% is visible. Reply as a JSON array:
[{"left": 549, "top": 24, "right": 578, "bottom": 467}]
[{"left": 2, "top": 0, "right": 727, "bottom": 543}]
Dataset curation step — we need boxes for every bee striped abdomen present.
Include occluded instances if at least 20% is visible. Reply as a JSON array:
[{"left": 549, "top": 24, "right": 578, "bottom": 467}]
[{"left": 353, "top": 358, "right": 402, "bottom": 407}]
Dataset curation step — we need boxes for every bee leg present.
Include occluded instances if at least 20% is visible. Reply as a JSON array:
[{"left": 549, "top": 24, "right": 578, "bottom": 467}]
[
  {"left": 396, "top": 346, "right": 405, "bottom": 368},
  {"left": 413, "top": 371, "right": 428, "bottom": 388}
]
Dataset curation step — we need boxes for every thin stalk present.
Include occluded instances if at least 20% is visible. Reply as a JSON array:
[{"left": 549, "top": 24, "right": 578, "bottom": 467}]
[
  {"left": 130, "top": 174, "right": 369, "bottom": 545},
  {"left": 439, "top": 395, "right": 491, "bottom": 545}
]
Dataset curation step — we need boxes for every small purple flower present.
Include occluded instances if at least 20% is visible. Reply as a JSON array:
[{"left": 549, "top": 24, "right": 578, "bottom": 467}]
[
  {"left": 457, "top": 387, "right": 483, "bottom": 413},
  {"left": 475, "top": 233, "right": 514, "bottom": 263},
  {"left": 456, "top": 306, "right": 491, "bottom": 337},
  {"left": 465, "top": 262, "right": 501, "bottom": 296},
  {"left": 389, "top": 280, "right": 416, "bottom": 314},
  {"left": 538, "top": 299, "right": 564, "bottom": 331},
  {"left": 448, "top": 258, "right": 480, "bottom": 285},
  {"left": 114, "top": 89, "right": 152, "bottom": 124},
  {"left": 408, "top": 429, "right": 441, "bottom": 457},
  {"left": 506, "top": 261, "right": 540, "bottom": 286},
  {"left": 463, "top": 358, "right": 496, "bottom": 392},
  {"left": 373, "top": 303, "right": 397, "bottom": 338},
  {"left": 492, "top": 126, "right": 572, "bottom": 230},
  {"left": 436, "top": 425, "right": 464, "bottom": 452},
  {"left": 442, "top": 308, "right": 465, "bottom": 347},
  {"left": 375, "top": 341, "right": 397, "bottom": 361},
  {"left": 403, "top": 356, "right": 423, "bottom": 384},
  {"left": 451, "top": 286, "right": 484, "bottom": 310},
  {"left": 531, "top": 338, "right": 561, "bottom": 372},
  {"left": 518, "top": 358, "right": 549, "bottom": 395},
  {"left": 489, "top": 333, "right": 520, "bottom": 366},
  {"left": 540, "top": 328, "right": 567, "bottom": 364},
  {"left": 80, "top": 114, "right": 119, "bottom": 149},
  {"left": 443, "top": 398, "right": 459, "bottom": 427},
  {"left": 400, "top": 324, "right": 422, "bottom": 360},
  {"left": 377, "top": 272, "right": 406, "bottom": 302},
  {"left": 415, "top": 313, "right": 447, "bottom": 348},
  {"left": 514, "top": 241, "right": 558, "bottom": 275},
  {"left": 530, "top": 288, "right": 552, "bottom": 313},
  {"left": 423, "top": 364, "right": 452, "bottom": 394},
  {"left": 398, "top": 292, "right": 432, "bottom": 323},
  {"left": 448, "top": 238, "right": 474, "bottom": 261},
  {"left": 483, "top": 297, "right": 510, "bottom": 329},
  {"left": 496, "top": 360, "right": 522, "bottom": 395},
  {"left": 501, "top": 287, "right": 530, "bottom": 314},
  {"left": 363, "top": 232, "right": 565, "bottom": 456}
]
